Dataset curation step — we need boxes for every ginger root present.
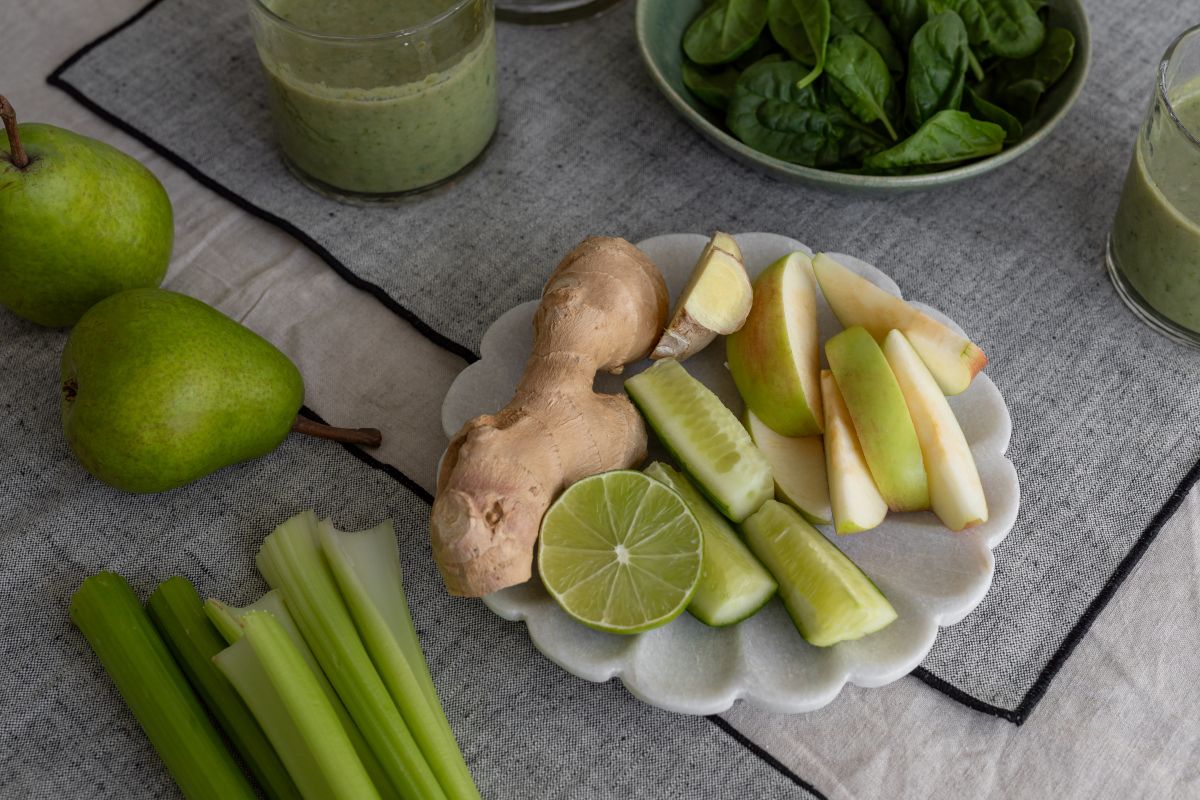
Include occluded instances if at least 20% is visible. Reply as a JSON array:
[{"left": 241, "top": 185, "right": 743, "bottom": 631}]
[
  {"left": 651, "top": 232, "right": 752, "bottom": 362},
  {"left": 431, "top": 237, "right": 670, "bottom": 597}
]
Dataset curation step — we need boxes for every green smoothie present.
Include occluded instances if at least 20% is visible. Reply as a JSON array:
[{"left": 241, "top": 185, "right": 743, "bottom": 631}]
[
  {"left": 1109, "top": 82, "right": 1200, "bottom": 333},
  {"left": 255, "top": 0, "right": 497, "bottom": 196}
]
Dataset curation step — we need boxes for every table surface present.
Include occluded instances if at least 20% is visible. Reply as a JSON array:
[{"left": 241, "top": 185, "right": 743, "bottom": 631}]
[{"left": 4, "top": 0, "right": 1198, "bottom": 797}]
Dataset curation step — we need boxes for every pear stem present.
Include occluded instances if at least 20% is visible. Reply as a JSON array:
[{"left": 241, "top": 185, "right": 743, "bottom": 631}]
[
  {"left": 0, "top": 96, "right": 29, "bottom": 169},
  {"left": 292, "top": 417, "right": 383, "bottom": 448}
]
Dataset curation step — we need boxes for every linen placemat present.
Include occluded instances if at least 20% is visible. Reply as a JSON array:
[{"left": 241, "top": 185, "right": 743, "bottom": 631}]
[
  {"left": 0, "top": 312, "right": 823, "bottom": 799},
  {"left": 48, "top": 0, "right": 1200, "bottom": 722}
]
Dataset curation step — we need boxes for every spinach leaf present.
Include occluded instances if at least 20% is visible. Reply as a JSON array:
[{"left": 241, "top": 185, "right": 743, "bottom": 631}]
[
  {"left": 826, "top": 33, "right": 899, "bottom": 139},
  {"left": 966, "top": 85, "right": 1022, "bottom": 141},
  {"left": 1024, "top": 26, "right": 1075, "bottom": 85},
  {"left": 764, "top": 0, "right": 833, "bottom": 88},
  {"left": 925, "top": 0, "right": 986, "bottom": 78},
  {"left": 684, "top": 0, "right": 770, "bottom": 65},
  {"left": 768, "top": 0, "right": 817, "bottom": 64},
  {"left": 734, "top": 31, "right": 786, "bottom": 69},
  {"left": 998, "top": 77, "right": 1046, "bottom": 119},
  {"left": 727, "top": 59, "right": 884, "bottom": 166},
  {"left": 906, "top": 11, "right": 970, "bottom": 129},
  {"left": 682, "top": 61, "right": 743, "bottom": 111},
  {"left": 986, "top": 27, "right": 1073, "bottom": 120},
  {"left": 880, "top": 0, "right": 928, "bottom": 45},
  {"left": 863, "top": 109, "right": 1004, "bottom": 169},
  {"left": 830, "top": 0, "right": 905, "bottom": 74},
  {"left": 938, "top": 0, "right": 990, "bottom": 44},
  {"left": 979, "top": 0, "right": 1044, "bottom": 59}
]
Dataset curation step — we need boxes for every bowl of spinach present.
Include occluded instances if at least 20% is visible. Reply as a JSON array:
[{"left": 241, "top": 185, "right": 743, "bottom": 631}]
[{"left": 636, "top": 0, "right": 1089, "bottom": 193}]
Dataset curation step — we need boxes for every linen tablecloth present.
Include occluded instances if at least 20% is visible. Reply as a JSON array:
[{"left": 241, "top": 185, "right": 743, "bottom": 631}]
[{"left": 1, "top": 0, "right": 1197, "bottom": 797}]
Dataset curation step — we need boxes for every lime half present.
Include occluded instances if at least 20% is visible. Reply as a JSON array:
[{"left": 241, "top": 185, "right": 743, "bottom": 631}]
[{"left": 538, "top": 470, "right": 703, "bottom": 634}]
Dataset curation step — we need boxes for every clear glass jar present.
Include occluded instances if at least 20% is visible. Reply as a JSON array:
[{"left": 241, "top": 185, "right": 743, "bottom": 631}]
[
  {"left": 248, "top": 0, "right": 498, "bottom": 204},
  {"left": 1106, "top": 24, "right": 1200, "bottom": 347}
]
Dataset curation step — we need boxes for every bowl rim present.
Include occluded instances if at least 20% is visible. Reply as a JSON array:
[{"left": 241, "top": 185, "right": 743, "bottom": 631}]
[{"left": 634, "top": 0, "right": 1092, "bottom": 191}]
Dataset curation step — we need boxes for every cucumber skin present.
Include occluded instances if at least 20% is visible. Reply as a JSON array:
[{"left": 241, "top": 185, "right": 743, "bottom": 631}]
[
  {"left": 741, "top": 501, "right": 897, "bottom": 647},
  {"left": 644, "top": 462, "right": 777, "bottom": 627},
  {"left": 625, "top": 361, "right": 772, "bottom": 523}
]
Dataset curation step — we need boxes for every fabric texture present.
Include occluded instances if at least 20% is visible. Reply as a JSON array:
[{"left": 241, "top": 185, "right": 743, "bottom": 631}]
[
  {"left": 0, "top": 312, "right": 820, "bottom": 800},
  {"left": 49, "top": 0, "right": 1200, "bottom": 719}
]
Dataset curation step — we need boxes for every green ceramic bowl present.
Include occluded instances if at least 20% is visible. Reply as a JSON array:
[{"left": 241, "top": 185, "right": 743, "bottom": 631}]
[{"left": 635, "top": 0, "right": 1090, "bottom": 194}]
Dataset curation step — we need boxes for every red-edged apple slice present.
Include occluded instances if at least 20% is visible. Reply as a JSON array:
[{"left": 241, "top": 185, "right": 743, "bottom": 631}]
[
  {"left": 883, "top": 329, "right": 988, "bottom": 531},
  {"left": 652, "top": 232, "right": 752, "bottom": 361},
  {"left": 812, "top": 253, "right": 986, "bottom": 395},
  {"left": 745, "top": 409, "right": 832, "bottom": 525},
  {"left": 819, "top": 369, "right": 888, "bottom": 534},
  {"left": 726, "top": 252, "right": 823, "bottom": 437}
]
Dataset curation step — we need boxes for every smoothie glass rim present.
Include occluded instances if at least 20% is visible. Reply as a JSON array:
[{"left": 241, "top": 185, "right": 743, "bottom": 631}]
[
  {"left": 1159, "top": 22, "right": 1200, "bottom": 152},
  {"left": 248, "top": 0, "right": 478, "bottom": 42}
]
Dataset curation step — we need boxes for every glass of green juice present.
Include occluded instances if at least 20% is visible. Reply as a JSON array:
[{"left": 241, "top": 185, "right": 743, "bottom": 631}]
[
  {"left": 1107, "top": 24, "right": 1200, "bottom": 348},
  {"left": 247, "top": 0, "right": 498, "bottom": 204}
]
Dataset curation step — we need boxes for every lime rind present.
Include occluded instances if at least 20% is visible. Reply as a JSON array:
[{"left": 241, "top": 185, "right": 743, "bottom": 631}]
[{"left": 538, "top": 471, "right": 703, "bottom": 635}]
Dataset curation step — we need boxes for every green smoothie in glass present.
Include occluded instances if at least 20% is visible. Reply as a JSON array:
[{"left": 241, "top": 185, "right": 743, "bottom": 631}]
[
  {"left": 249, "top": 0, "right": 497, "bottom": 201},
  {"left": 1107, "top": 27, "right": 1200, "bottom": 346}
]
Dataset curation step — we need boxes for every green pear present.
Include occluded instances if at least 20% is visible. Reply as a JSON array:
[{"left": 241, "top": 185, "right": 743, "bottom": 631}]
[
  {"left": 726, "top": 252, "right": 823, "bottom": 437},
  {"left": 0, "top": 96, "right": 172, "bottom": 327},
  {"left": 61, "top": 289, "right": 304, "bottom": 493},
  {"left": 824, "top": 326, "right": 929, "bottom": 512}
]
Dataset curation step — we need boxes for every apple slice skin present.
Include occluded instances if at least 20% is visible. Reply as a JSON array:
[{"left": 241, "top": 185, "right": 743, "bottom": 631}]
[
  {"left": 726, "top": 253, "right": 823, "bottom": 437},
  {"left": 652, "top": 233, "right": 752, "bottom": 361},
  {"left": 819, "top": 370, "right": 888, "bottom": 534},
  {"left": 883, "top": 330, "right": 988, "bottom": 531},
  {"left": 825, "top": 326, "right": 930, "bottom": 513},
  {"left": 812, "top": 253, "right": 986, "bottom": 395},
  {"left": 744, "top": 410, "right": 832, "bottom": 525}
]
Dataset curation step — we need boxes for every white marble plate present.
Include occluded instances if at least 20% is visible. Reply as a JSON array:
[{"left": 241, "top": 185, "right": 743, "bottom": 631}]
[{"left": 440, "top": 232, "right": 1019, "bottom": 715}]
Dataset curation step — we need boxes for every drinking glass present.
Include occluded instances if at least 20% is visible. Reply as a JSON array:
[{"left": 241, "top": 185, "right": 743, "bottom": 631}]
[
  {"left": 1106, "top": 24, "right": 1200, "bottom": 348},
  {"left": 248, "top": 0, "right": 498, "bottom": 204}
]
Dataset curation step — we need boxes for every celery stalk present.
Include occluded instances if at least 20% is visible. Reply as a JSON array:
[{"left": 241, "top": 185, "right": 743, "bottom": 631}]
[
  {"left": 69, "top": 573, "right": 256, "bottom": 800},
  {"left": 257, "top": 512, "right": 446, "bottom": 800},
  {"left": 206, "top": 593, "right": 400, "bottom": 800},
  {"left": 216, "top": 612, "right": 380, "bottom": 800},
  {"left": 204, "top": 597, "right": 247, "bottom": 644},
  {"left": 318, "top": 519, "right": 479, "bottom": 800},
  {"left": 148, "top": 578, "right": 301, "bottom": 800}
]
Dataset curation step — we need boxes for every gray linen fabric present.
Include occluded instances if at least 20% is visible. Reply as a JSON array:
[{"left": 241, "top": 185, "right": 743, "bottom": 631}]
[
  {"left": 49, "top": 0, "right": 1200, "bottom": 717},
  {"left": 0, "top": 312, "right": 817, "bottom": 799}
]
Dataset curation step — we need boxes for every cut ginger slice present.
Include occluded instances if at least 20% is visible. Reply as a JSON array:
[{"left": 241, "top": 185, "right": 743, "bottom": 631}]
[{"left": 652, "top": 232, "right": 753, "bottom": 361}]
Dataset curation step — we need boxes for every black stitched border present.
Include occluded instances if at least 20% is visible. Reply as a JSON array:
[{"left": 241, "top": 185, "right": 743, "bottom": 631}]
[
  {"left": 48, "top": 0, "right": 1200, "bottom": 729},
  {"left": 297, "top": 406, "right": 435, "bottom": 505},
  {"left": 46, "top": 5, "right": 480, "bottom": 367},
  {"left": 706, "top": 716, "right": 830, "bottom": 799}
]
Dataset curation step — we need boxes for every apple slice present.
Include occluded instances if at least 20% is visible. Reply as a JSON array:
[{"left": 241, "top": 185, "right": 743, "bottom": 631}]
[
  {"left": 812, "top": 253, "right": 986, "bottom": 395},
  {"left": 882, "top": 330, "right": 988, "bottom": 530},
  {"left": 745, "top": 409, "right": 832, "bottom": 525},
  {"left": 825, "top": 326, "right": 930, "bottom": 512},
  {"left": 819, "top": 370, "right": 888, "bottom": 534},
  {"left": 652, "top": 232, "right": 752, "bottom": 361},
  {"left": 726, "top": 252, "right": 823, "bottom": 437}
]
